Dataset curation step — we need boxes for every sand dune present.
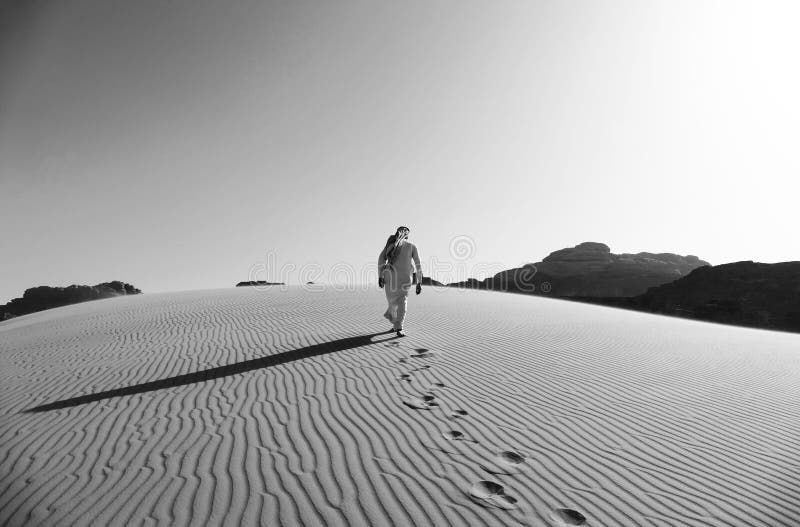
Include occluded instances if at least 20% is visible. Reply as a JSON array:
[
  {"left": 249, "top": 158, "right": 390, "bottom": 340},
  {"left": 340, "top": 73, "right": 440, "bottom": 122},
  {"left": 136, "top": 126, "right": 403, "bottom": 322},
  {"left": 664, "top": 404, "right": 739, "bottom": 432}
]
[{"left": 1, "top": 286, "right": 799, "bottom": 526}]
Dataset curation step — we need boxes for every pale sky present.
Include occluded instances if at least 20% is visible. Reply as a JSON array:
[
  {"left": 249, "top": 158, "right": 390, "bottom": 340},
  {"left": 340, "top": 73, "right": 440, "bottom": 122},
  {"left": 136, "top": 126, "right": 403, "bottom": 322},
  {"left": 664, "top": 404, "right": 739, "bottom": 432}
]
[{"left": 1, "top": 0, "right": 798, "bottom": 302}]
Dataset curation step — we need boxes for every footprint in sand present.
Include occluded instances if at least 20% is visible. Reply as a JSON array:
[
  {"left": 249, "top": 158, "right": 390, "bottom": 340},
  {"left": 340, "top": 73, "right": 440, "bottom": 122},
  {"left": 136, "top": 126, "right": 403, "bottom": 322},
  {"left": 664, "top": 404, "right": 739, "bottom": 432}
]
[
  {"left": 442, "top": 430, "right": 479, "bottom": 443},
  {"left": 401, "top": 394, "right": 439, "bottom": 410},
  {"left": 411, "top": 365, "right": 431, "bottom": 371},
  {"left": 450, "top": 409, "right": 468, "bottom": 419},
  {"left": 468, "top": 480, "right": 519, "bottom": 510},
  {"left": 428, "top": 382, "right": 446, "bottom": 390},
  {"left": 398, "top": 374, "right": 412, "bottom": 382},
  {"left": 551, "top": 508, "right": 587, "bottom": 525},
  {"left": 411, "top": 348, "right": 434, "bottom": 359},
  {"left": 479, "top": 450, "right": 526, "bottom": 475}
]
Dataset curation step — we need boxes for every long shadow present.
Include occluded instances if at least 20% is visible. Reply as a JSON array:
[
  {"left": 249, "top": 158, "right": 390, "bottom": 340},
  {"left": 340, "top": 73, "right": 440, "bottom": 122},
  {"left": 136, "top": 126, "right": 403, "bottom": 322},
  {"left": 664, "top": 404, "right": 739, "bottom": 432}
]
[{"left": 24, "top": 330, "right": 397, "bottom": 413}]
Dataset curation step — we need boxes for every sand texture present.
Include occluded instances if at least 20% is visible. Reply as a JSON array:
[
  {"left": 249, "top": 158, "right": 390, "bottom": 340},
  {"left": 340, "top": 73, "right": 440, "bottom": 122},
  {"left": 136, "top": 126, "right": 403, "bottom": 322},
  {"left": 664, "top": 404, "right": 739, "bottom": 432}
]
[{"left": 1, "top": 286, "right": 799, "bottom": 526}]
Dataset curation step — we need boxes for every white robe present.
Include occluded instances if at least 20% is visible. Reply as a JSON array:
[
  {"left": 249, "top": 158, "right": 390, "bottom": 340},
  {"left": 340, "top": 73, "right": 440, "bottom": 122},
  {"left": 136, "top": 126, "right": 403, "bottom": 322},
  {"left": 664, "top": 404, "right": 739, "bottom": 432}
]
[{"left": 378, "top": 240, "right": 422, "bottom": 330}]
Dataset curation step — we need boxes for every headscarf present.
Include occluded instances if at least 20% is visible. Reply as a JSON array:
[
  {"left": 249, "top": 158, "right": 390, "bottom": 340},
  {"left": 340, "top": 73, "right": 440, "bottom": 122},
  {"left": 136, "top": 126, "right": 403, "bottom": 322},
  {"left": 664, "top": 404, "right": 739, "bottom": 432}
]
[{"left": 386, "top": 226, "right": 410, "bottom": 265}]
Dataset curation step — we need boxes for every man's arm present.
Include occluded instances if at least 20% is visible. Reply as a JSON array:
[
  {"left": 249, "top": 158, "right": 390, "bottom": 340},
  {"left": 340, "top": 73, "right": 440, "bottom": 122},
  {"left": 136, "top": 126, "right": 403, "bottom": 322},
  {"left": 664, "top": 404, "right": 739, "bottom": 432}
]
[
  {"left": 412, "top": 244, "right": 423, "bottom": 284},
  {"left": 378, "top": 246, "right": 388, "bottom": 273},
  {"left": 378, "top": 246, "right": 388, "bottom": 287}
]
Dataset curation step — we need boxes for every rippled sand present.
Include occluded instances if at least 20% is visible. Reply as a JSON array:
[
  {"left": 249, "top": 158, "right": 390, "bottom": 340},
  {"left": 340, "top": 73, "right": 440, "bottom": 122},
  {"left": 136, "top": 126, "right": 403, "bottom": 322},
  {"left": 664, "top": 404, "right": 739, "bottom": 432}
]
[{"left": 1, "top": 286, "right": 798, "bottom": 526}]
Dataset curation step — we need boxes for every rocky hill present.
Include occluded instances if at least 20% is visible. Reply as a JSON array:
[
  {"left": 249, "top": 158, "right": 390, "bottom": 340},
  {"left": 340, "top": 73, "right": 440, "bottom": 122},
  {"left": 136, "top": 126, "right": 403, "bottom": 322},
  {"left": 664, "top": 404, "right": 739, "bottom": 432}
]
[
  {"left": 420, "top": 276, "right": 444, "bottom": 287},
  {"left": 450, "top": 242, "right": 709, "bottom": 297},
  {"left": 623, "top": 261, "right": 800, "bottom": 332},
  {"left": 1, "top": 281, "right": 141, "bottom": 320}
]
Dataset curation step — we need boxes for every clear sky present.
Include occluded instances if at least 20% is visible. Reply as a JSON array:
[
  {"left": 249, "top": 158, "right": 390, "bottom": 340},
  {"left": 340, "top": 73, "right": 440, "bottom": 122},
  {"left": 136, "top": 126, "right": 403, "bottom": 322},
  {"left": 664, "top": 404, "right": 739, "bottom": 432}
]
[{"left": 1, "top": 0, "right": 798, "bottom": 302}]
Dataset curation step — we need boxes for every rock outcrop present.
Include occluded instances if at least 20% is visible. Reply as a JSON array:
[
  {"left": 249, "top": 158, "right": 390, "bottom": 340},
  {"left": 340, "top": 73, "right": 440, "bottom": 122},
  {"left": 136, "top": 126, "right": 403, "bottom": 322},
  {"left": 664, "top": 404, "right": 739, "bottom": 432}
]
[
  {"left": 625, "top": 261, "right": 800, "bottom": 332},
  {"left": 420, "top": 276, "right": 444, "bottom": 287},
  {"left": 235, "top": 281, "right": 286, "bottom": 287},
  {"left": 450, "top": 242, "right": 709, "bottom": 297},
  {"left": 0, "top": 281, "right": 141, "bottom": 320}
]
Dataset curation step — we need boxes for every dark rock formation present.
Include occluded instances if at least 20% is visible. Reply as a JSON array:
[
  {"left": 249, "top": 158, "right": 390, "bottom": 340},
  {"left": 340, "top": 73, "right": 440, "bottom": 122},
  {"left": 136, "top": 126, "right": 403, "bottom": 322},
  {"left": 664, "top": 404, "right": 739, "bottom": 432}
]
[
  {"left": 449, "top": 277, "right": 484, "bottom": 289},
  {"left": 420, "top": 276, "right": 444, "bottom": 287},
  {"left": 449, "top": 242, "right": 708, "bottom": 298},
  {"left": 623, "top": 261, "right": 800, "bottom": 332},
  {"left": 0, "top": 281, "right": 141, "bottom": 320},
  {"left": 236, "top": 281, "right": 285, "bottom": 287},
  {"left": 449, "top": 247, "right": 800, "bottom": 332}
]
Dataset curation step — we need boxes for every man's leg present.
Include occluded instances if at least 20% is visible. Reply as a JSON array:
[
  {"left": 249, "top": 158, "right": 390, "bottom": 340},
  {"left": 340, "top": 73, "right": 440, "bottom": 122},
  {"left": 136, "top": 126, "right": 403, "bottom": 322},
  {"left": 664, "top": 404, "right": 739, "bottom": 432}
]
[
  {"left": 383, "top": 287, "right": 395, "bottom": 323},
  {"left": 383, "top": 272, "right": 399, "bottom": 323},
  {"left": 393, "top": 285, "right": 410, "bottom": 331}
]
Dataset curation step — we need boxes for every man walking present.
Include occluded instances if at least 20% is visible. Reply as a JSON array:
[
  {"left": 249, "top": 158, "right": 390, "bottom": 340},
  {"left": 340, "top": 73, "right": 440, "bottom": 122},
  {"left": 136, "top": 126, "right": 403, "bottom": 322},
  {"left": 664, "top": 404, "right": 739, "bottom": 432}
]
[{"left": 379, "top": 226, "right": 422, "bottom": 337}]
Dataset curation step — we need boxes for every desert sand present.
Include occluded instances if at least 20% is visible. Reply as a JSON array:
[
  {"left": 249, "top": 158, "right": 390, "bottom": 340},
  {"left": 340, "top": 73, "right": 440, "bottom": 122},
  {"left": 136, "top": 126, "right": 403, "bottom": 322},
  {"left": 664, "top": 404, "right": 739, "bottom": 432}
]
[{"left": 1, "top": 286, "right": 798, "bottom": 526}]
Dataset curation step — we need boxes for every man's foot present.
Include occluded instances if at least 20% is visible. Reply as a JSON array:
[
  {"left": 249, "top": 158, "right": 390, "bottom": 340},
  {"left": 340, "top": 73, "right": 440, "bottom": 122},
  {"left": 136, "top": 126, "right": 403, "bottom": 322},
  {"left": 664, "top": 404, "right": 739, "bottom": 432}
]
[
  {"left": 396, "top": 329, "right": 406, "bottom": 337},
  {"left": 383, "top": 312, "right": 393, "bottom": 322}
]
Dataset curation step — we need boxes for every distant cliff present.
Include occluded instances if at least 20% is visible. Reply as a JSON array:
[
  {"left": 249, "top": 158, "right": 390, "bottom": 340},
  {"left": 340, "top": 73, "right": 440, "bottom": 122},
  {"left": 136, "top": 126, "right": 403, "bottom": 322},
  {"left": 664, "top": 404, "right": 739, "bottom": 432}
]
[
  {"left": 236, "top": 281, "right": 286, "bottom": 287},
  {"left": 1, "top": 281, "right": 141, "bottom": 320},
  {"left": 450, "top": 242, "right": 709, "bottom": 297},
  {"left": 619, "top": 261, "right": 800, "bottom": 332},
  {"left": 420, "top": 276, "right": 444, "bottom": 287},
  {"left": 445, "top": 244, "right": 799, "bottom": 333}
]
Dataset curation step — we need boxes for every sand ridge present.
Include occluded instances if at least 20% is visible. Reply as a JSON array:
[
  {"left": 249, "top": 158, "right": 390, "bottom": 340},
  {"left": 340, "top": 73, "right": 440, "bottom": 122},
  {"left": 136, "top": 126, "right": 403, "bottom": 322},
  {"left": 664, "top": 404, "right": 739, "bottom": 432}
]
[{"left": 1, "top": 286, "right": 799, "bottom": 526}]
